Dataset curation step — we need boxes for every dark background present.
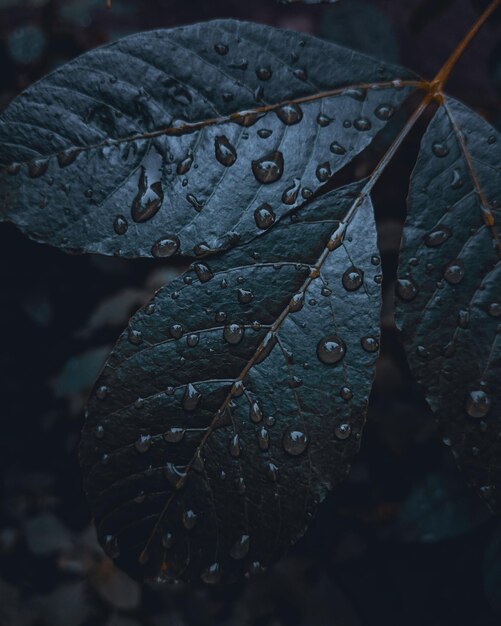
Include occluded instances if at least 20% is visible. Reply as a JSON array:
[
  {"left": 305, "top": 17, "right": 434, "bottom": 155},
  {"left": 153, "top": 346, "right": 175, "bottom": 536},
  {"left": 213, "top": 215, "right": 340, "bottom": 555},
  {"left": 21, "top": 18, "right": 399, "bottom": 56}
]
[{"left": 0, "top": 1, "right": 501, "bottom": 625}]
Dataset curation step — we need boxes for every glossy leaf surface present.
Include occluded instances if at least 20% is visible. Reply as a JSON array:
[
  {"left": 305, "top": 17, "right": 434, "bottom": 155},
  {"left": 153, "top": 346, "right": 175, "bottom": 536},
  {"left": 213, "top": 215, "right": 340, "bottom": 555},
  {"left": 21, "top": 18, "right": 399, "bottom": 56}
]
[
  {"left": 80, "top": 181, "right": 382, "bottom": 582},
  {"left": 0, "top": 20, "right": 417, "bottom": 257},
  {"left": 396, "top": 97, "right": 501, "bottom": 510}
]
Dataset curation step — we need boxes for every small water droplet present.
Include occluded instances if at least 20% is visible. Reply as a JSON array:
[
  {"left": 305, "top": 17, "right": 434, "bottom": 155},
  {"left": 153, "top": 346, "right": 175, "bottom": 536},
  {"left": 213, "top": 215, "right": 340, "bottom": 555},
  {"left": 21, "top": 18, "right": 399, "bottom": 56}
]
[
  {"left": 103, "top": 534, "right": 120, "bottom": 559},
  {"left": 276, "top": 103, "right": 303, "bottom": 125},
  {"left": 151, "top": 235, "right": 180, "bottom": 258},
  {"left": 340, "top": 386, "right": 353, "bottom": 401},
  {"left": 293, "top": 68, "right": 307, "bottom": 81},
  {"left": 317, "top": 113, "right": 331, "bottom": 127},
  {"left": 458, "top": 309, "right": 470, "bottom": 328},
  {"left": 252, "top": 151, "right": 284, "bottom": 184},
  {"left": 164, "top": 427, "right": 185, "bottom": 443},
  {"left": 396, "top": 278, "right": 418, "bottom": 301},
  {"left": 194, "top": 262, "right": 214, "bottom": 283},
  {"left": 316, "top": 162, "right": 331, "bottom": 182},
  {"left": 162, "top": 531, "right": 174, "bottom": 549},
  {"left": 182, "top": 509, "right": 197, "bottom": 529},
  {"left": 342, "top": 267, "right": 364, "bottom": 291},
  {"left": 375, "top": 104, "right": 395, "bottom": 121},
  {"left": 183, "top": 383, "right": 201, "bottom": 411},
  {"left": 282, "top": 426, "right": 309, "bottom": 456},
  {"left": 254, "top": 203, "right": 275, "bottom": 229},
  {"left": 258, "top": 128, "right": 273, "bottom": 139},
  {"left": 465, "top": 390, "right": 491, "bottom": 418},
  {"left": 238, "top": 288, "right": 254, "bottom": 304},
  {"left": 250, "top": 401, "right": 263, "bottom": 423},
  {"left": 451, "top": 169, "right": 463, "bottom": 189},
  {"left": 335, "top": 423, "right": 351, "bottom": 439},
  {"left": 215, "top": 135, "right": 237, "bottom": 167},
  {"left": 214, "top": 43, "right": 228, "bottom": 55},
  {"left": 354, "top": 117, "right": 371, "bottom": 131},
  {"left": 443, "top": 259, "right": 464, "bottom": 285},
  {"left": 487, "top": 302, "right": 501, "bottom": 317},
  {"left": 186, "top": 333, "right": 199, "bottom": 347},
  {"left": 425, "top": 226, "right": 451, "bottom": 247},
  {"left": 170, "top": 324, "right": 183, "bottom": 339},
  {"left": 289, "top": 293, "right": 304, "bottom": 313},
  {"left": 266, "top": 462, "right": 279, "bottom": 482},
  {"left": 257, "top": 426, "right": 270, "bottom": 450},
  {"left": 94, "top": 425, "right": 105, "bottom": 439},
  {"left": 229, "top": 433, "right": 241, "bottom": 457},
  {"left": 96, "top": 385, "right": 109, "bottom": 400},
  {"left": 224, "top": 323, "right": 244, "bottom": 345},
  {"left": 128, "top": 328, "right": 143, "bottom": 345},
  {"left": 432, "top": 142, "right": 449, "bottom": 157},
  {"left": 135, "top": 434, "right": 151, "bottom": 453},
  {"left": 282, "top": 178, "right": 301, "bottom": 205},
  {"left": 176, "top": 153, "right": 193, "bottom": 175},
  {"left": 113, "top": 215, "right": 128, "bottom": 235},
  {"left": 330, "top": 141, "right": 346, "bottom": 156},
  {"left": 361, "top": 336, "right": 379, "bottom": 352},
  {"left": 230, "top": 534, "right": 250, "bottom": 559},
  {"left": 256, "top": 66, "right": 272, "bottom": 80},
  {"left": 201, "top": 562, "right": 222, "bottom": 584},
  {"left": 317, "top": 335, "right": 346, "bottom": 364}
]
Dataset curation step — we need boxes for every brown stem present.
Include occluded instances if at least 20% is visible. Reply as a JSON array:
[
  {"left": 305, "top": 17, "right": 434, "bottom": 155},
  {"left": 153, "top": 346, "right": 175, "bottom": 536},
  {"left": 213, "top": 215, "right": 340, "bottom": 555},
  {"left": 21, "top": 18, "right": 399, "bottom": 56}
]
[{"left": 430, "top": 0, "right": 500, "bottom": 97}]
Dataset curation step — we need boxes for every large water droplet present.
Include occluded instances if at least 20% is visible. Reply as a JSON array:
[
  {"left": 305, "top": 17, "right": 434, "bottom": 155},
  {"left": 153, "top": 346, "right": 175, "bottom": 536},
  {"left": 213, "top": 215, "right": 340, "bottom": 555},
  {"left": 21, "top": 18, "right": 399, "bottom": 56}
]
[
  {"left": 282, "top": 427, "right": 309, "bottom": 456},
  {"left": 151, "top": 235, "right": 180, "bottom": 258},
  {"left": 465, "top": 390, "right": 491, "bottom": 418},
  {"left": 317, "top": 335, "right": 346, "bottom": 364},
  {"left": 183, "top": 383, "right": 201, "bottom": 411},
  {"left": 276, "top": 103, "right": 303, "bottom": 125},
  {"left": 252, "top": 151, "right": 284, "bottom": 184},
  {"left": 215, "top": 135, "right": 237, "bottom": 167},
  {"left": 342, "top": 267, "right": 364, "bottom": 291},
  {"left": 254, "top": 203, "right": 275, "bottom": 229}
]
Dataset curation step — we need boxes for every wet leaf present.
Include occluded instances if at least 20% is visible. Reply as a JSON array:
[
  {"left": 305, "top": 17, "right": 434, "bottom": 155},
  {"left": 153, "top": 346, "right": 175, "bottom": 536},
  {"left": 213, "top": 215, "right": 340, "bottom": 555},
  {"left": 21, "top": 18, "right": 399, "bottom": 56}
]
[
  {"left": 396, "top": 98, "right": 501, "bottom": 510},
  {"left": 79, "top": 181, "right": 381, "bottom": 583},
  {"left": 0, "top": 20, "right": 417, "bottom": 258}
]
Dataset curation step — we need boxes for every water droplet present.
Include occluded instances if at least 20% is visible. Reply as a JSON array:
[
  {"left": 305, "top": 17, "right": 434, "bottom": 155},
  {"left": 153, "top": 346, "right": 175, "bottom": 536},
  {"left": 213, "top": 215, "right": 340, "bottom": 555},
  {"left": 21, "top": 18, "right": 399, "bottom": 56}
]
[
  {"left": 266, "top": 462, "right": 279, "bottom": 481},
  {"left": 425, "top": 226, "right": 451, "bottom": 247},
  {"left": 96, "top": 385, "right": 109, "bottom": 400},
  {"left": 183, "top": 383, "right": 201, "bottom": 411},
  {"left": 317, "top": 113, "right": 331, "bottom": 127},
  {"left": 215, "top": 135, "right": 237, "bottom": 167},
  {"left": 57, "top": 149, "right": 79, "bottom": 168},
  {"left": 316, "top": 162, "right": 331, "bottom": 182},
  {"left": 215, "top": 311, "right": 227, "bottom": 323},
  {"left": 214, "top": 43, "right": 228, "bottom": 55},
  {"left": 170, "top": 324, "right": 183, "bottom": 339},
  {"left": 335, "top": 423, "right": 351, "bottom": 439},
  {"left": 194, "top": 262, "right": 213, "bottom": 283},
  {"left": 344, "top": 87, "right": 367, "bottom": 101},
  {"left": 187, "top": 193, "right": 204, "bottom": 212},
  {"left": 176, "top": 153, "right": 193, "bottom": 175},
  {"left": 164, "top": 427, "right": 185, "bottom": 443},
  {"left": 257, "top": 427, "right": 270, "bottom": 450},
  {"left": 375, "top": 104, "right": 395, "bottom": 120},
  {"left": 229, "top": 433, "right": 241, "bottom": 458},
  {"left": 224, "top": 323, "right": 244, "bottom": 345},
  {"left": 282, "top": 427, "right": 309, "bottom": 456},
  {"left": 201, "top": 562, "right": 222, "bottom": 584},
  {"left": 252, "top": 151, "right": 284, "bottom": 184},
  {"left": 416, "top": 345, "right": 429, "bottom": 359},
  {"left": 151, "top": 235, "right": 180, "bottom": 258},
  {"left": 113, "top": 215, "right": 128, "bottom": 235},
  {"left": 330, "top": 141, "right": 346, "bottom": 156},
  {"left": 282, "top": 178, "right": 301, "bottom": 205},
  {"left": 256, "top": 66, "right": 272, "bottom": 80},
  {"left": 317, "top": 335, "right": 346, "bottom": 364},
  {"left": 354, "top": 117, "right": 371, "bottom": 131},
  {"left": 135, "top": 434, "right": 151, "bottom": 453},
  {"left": 465, "top": 390, "right": 491, "bottom": 418},
  {"left": 162, "top": 531, "right": 174, "bottom": 549},
  {"left": 289, "top": 293, "right": 304, "bottom": 313},
  {"left": 293, "top": 68, "right": 307, "bottom": 81},
  {"left": 164, "top": 463, "right": 187, "bottom": 488},
  {"left": 182, "top": 509, "right": 197, "bottom": 529},
  {"left": 458, "top": 309, "right": 469, "bottom": 328},
  {"left": 488, "top": 302, "right": 501, "bottom": 317},
  {"left": 250, "top": 401, "right": 263, "bottom": 423},
  {"left": 230, "top": 534, "right": 250, "bottom": 559},
  {"left": 94, "top": 425, "right": 105, "bottom": 439},
  {"left": 103, "top": 534, "right": 120, "bottom": 559},
  {"left": 186, "top": 333, "right": 199, "bottom": 347},
  {"left": 254, "top": 203, "right": 275, "bottom": 229},
  {"left": 451, "top": 169, "right": 463, "bottom": 189},
  {"left": 432, "top": 142, "right": 449, "bottom": 157},
  {"left": 128, "top": 328, "right": 143, "bottom": 345},
  {"left": 237, "top": 288, "right": 253, "bottom": 305},
  {"left": 396, "top": 278, "right": 418, "bottom": 301},
  {"left": 276, "top": 103, "right": 303, "bottom": 125},
  {"left": 444, "top": 259, "right": 464, "bottom": 285},
  {"left": 258, "top": 128, "right": 273, "bottom": 139},
  {"left": 131, "top": 151, "right": 164, "bottom": 223},
  {"left": 342, "top": 267, "right": 364, "bottom": 291},
  {"left": 340, "top": 386, "right": 353, "bottom": 401},
  {"left": 361, "top": 336, "right": 379, "bottom": 352}
]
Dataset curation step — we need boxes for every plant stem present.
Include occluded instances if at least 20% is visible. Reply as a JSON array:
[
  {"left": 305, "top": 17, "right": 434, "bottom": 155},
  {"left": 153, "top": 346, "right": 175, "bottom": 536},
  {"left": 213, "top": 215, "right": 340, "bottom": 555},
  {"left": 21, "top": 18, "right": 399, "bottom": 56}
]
[{"left": 431, "top": 0, "right": 500, "bottom": 94}]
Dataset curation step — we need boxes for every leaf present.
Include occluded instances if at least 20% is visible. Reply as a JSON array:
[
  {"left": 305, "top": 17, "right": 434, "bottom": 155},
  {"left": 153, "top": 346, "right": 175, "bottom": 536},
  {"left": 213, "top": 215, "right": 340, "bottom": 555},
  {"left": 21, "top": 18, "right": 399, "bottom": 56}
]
[
  {"left": 79, "top": 181, "right": 382, "bottom": 583},
  {"left": 0, "top": 20, "right": 419, "bottom": 258},
  {"left": 396, "top": 97, "right": 501, "bottom": 509}
]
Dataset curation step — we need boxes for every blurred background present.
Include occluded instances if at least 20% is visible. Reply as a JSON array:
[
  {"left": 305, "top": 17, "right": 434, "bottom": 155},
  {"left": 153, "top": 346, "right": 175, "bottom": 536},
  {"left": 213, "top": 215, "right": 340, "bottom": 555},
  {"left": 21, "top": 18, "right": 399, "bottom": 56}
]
[{"left": 0, "top": 1, "right": 500, "bottom": 624}]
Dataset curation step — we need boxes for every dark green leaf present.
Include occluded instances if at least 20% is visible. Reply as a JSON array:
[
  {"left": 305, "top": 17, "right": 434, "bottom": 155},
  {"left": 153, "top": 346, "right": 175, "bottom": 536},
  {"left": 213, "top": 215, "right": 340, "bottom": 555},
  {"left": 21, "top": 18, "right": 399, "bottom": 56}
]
[
  {"left": 79, "top": 181, "right": 381, "bottom": 583},
  {"left": 0, "top": 20, "right": 417, "bottom": 258},
  {"left": 396, "top": 97, "right": 501, "bottom": 510}
]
